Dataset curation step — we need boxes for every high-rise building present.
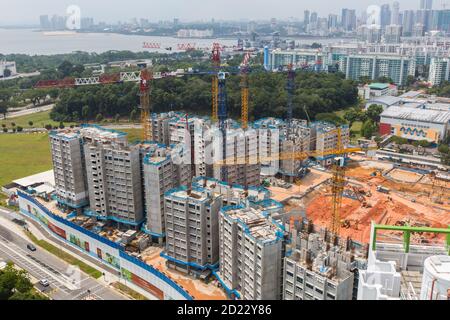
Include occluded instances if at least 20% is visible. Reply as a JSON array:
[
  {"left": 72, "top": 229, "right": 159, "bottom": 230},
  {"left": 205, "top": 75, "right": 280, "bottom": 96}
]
[
  {"left": 49, "top": 130, "right": 89, "bottom": 211},
  {"left": 163, "top": 186, "right": 222, "bottom": 273},
  {"left": 142, "top": 143, "right": 191, "bottom": 243},
  {"left": 413, "top": 23, "right": 426, "bottom": 36},
  {"left": 429, "top": 57, "right": 450, "bottom": 86},
  {"left": 434, "top": 9, "right": 450, "bottom": 33},
  {"left": 328, "top": 14, "right": 338, "bottom": 31},
  {"left": 39, "top": 15, "right": 51, "bottom": 30},
  {"left": 340, "top": 53, "right": 416, "bottom": 86},
  {"left": 380, "top": 4, "right": 392, "bottom": 28},
  {"left": 341, "top": 9, "right": 357, "bottom": 31},
  {"left": 194, "top": 120, "right": 261, "bottom": 188},
  {"left": 391, "top": 2, "right": 400, "bottom": 25},
  {"left": 218, "top": 205, "right": 285, "bottom": 300},
  {"left": 420, "top": 0, "right": 433, "bottom": 10},
  {"left": 384, "top": 24, "right": 403, "bottom": 43},
  {"left": 402, "top": 10, "right": 416, "bottom": 36},
  {"left": 357, "top": 25, "right": 382, "bottom": 44},
  {"left": 310, "top": 123, "right": 350, "bottom": 167},
  {"left": 83, "top": 126, "right": 144, "bottom": 228},
  {"left": 280, "top": 120, "right": 311, "bottom": 182},
  {"left": 304, "top": 10, "right": 310, "bottom": 31}
]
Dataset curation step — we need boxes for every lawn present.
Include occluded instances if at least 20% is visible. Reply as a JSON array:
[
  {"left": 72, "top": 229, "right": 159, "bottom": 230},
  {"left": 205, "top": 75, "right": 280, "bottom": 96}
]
[
  {"left": 112, "top": 282, "right": 148, "bottom": 300},
  {"left": 0, "top": 110, "right": 76, "bottom": 129},
  {"left": 0, "top": 133, "right": 52, "bottom": 187},
  {"left": 120, "top": 128, "right": 143, "bottom": 144}
]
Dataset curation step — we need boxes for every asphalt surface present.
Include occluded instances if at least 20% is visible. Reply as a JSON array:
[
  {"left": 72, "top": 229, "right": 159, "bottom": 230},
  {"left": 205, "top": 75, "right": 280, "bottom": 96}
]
[
  {"left": 0, "top": 210, "right": 127, "bottom": 300},
  {"left": 5, "top": 104, "right": 54, "bottom": 119}
]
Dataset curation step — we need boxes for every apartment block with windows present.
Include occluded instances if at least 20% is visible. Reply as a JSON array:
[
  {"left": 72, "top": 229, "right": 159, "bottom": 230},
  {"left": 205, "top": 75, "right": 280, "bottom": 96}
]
[
  {"left": 219, "top": 205, "right": 285, "bottom": 300},
  {"left": 280, "top": 120, "right": 311, "bottom": 182},
  {"left": 142, "top": 143, "right": 191, "bottom": 243},
  {"left": 340, "top": 54, "right": 415, "bottom": 86},
  {"left": 83, "top": 127, "right": 144, "bottom": 228},
  {"left": 49, "top": 129, "right": 89, "bottom": 211},
  {"left": 164, "top": 186, "right": 222, "bottom": 274},
  {"left": 310, "top": 122, "right": 350, "bottom": 167}
]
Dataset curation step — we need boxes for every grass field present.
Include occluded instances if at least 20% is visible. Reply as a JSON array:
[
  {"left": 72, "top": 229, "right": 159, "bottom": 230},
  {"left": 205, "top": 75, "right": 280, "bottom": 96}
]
[
  {"left": 0, "top": 133, "right": 52, "bottom": 186},
  {"left": 120, "top": 128, "right": 143, "bottom": 143},
  {"left": 112, "top": 282, "right": 148, "bottom": 300},
  {"left": 0, "top": 110, "right": 76, "bottom": 129}
]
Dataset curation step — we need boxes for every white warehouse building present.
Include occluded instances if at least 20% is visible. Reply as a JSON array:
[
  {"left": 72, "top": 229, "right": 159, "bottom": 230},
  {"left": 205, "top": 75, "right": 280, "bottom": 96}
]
[{"left": 379, "top": 106, "right": 450, "bottom": 143}]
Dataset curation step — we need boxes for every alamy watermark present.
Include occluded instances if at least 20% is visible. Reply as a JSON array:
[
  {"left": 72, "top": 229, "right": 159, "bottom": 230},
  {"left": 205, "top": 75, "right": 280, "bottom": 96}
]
[
  {"left": 66, "top": 5, "right": 81, "bottom": 30},
  {"left": 366, "top": 5, "right": 381, "bottom": 28}
]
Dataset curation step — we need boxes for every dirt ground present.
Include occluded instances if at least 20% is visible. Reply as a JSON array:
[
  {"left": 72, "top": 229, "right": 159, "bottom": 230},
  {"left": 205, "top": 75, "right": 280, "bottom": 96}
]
[
  {"left": 387, "top": 168, "right": 424, "bottom": 184},
  {"left": 142, "top": 247, "right": 227, "bottom": 300},
  {"left": 296, "top": 161, "right": 450, "bottom": 244}
]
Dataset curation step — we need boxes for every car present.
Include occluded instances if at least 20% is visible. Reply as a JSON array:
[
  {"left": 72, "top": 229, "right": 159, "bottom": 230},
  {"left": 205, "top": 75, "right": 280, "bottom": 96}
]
[
  {"left": 39, "top": 279, "right": 50, "bottom": 287},
  {"left": 27, "top": 244, "right": 37, "bottom": 252}
]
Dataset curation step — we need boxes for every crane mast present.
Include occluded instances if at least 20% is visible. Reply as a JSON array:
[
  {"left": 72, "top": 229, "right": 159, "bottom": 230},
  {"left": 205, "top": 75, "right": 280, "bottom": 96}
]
[
  {"left": 286, "top": 64, "right": 295, "bottom": 130},
  {"left": 212, "top": 43, "right": 221, "bottom": 123},
  {"left": 330, "top": 127, "right": 346, "bottom": 236},
  {"left": 139, "top": 68, "right": 153, "bottom": 141},
  {"left": 240, "top": 52, "right": 251, "bottom": 130}
]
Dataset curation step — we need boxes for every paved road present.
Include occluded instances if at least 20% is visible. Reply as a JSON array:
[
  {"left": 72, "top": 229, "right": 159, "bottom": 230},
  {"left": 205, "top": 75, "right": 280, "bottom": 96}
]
[
  {"left": 0, "top": 210, "right": 127, "bottom": 300},
  {"left": 4, "top": 104, "right": 54, "bottom": 119}
]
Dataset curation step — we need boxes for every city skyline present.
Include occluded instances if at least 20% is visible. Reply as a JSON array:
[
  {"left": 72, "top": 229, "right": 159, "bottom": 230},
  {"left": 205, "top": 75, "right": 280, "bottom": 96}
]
[{"left": 0, "top": 0, "right": 441, "bottom": 25}]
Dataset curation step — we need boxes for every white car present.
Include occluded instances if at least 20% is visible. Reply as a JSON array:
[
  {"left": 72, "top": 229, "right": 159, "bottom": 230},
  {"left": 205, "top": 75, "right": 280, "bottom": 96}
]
[{"left": 39, "top": 279, "right": 50, "bottom": 287}]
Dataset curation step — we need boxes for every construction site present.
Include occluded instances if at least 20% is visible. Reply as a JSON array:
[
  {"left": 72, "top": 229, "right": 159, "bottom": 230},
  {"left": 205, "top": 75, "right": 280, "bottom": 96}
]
[
  {"left": 19, "top": 42, "right": 448, "bottom": 301},
  {"left": 275, "top": 158, "right": 450, "bottom": 244}
]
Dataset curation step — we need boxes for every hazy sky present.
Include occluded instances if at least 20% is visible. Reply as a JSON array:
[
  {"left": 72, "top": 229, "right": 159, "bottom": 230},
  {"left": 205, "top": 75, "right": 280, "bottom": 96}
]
[{"left": 0, "top": 0, "right": 434, "bottom": 25}]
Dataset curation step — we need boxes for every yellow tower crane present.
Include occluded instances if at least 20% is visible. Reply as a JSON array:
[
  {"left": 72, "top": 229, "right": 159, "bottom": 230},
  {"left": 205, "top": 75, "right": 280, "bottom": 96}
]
[
  {"left": 240, "top": 52, "right": 251, "bottom": 130},
  {"left": 139, "top": 68, "right": 153, "bottom": 141}
]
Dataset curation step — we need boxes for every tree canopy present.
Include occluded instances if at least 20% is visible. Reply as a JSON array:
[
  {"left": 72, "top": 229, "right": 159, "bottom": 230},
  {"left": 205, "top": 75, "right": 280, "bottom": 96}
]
[
  {"left": 50, "top": 70, "right": 358, "bottom": 123},
  {"left": 0, "top": 263, "right": 48, "bottom": 300}
]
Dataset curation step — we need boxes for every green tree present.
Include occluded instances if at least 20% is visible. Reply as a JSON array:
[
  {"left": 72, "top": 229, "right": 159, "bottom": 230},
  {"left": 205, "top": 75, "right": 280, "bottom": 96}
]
[
  {"left": 58, "top": 60, "right": 75, "bottom": 78},
  {"left": 129, "top": 109, "right": 138, "bottom": 122},
  {"left": 95, "top": 113, "right": 103, "bottom": 123},
  {"left": 44, "top": 124, "right": 52, "bottom": 131},
  {"left": 0, "top": 102, "right": 7, "bottom": 119},
  {"left": 344, "top": 108, "right": 365, "bottom": 129},
  {"left": 361, "top": 120, "right": 378, "bottom": 139},
  {"left": 82, "top": 105, "right": 90, "bottom": 120},
  {"left": 17, "top": 126, "right": 23, "bottom": 132},
  {"left": 366, "top": 104, "right": 384, "bottom": 123},
  {"left": 3, "top": 68, "right": 12, "bottom": 78},
  {"left": 28, "top": 121, "right": 33, "bottom": 127},
  {"left": 0, "top": 263, "right": 47, "bottom": 300},
  {"left": 406, "top": 75, "right": 415, "bottom": 87},
  {"left": 59, "top": 121, "right": 65, "bottom": 129}
]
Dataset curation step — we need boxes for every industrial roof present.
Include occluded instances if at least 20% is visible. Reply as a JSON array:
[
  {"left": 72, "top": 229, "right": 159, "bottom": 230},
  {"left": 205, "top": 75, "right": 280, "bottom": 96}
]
[
  {"left": 381, "top": 106, "right": 450, "bottom": 124},
  {"left": 369, "top": 83, "right": 390, "bottom": 90},
  {"left": 13, "top": 170, "right": 55, "bottom": 188},
  {"left": 367, "top": 96, "right": 402, "bottom": 106},
  {"left": 399, "top": 90, "right": 423, "bottom": 99}
]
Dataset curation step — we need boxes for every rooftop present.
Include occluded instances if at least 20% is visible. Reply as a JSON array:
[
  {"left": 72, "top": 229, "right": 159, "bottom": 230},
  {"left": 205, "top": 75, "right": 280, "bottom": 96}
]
[
  {"left": 222, "top": 206, "right": 282, "bottom": 244},
  {"left": 367, "top": 96, "right": 402, "bottom": 106},
  {"left": 381, "top": 106, "right": 450, "bottom": 124},
  {"left": 369, "top": 83, "right": 390, "bottom": 90},
  {"left": 13, "top": 170, "right": 55, "bottom": 188}
]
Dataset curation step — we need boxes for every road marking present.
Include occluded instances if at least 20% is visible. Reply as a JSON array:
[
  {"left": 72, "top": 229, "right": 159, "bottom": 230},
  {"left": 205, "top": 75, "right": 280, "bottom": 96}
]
[{"left": 0, "top": 235, "right": 79, "bottom": 290}]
